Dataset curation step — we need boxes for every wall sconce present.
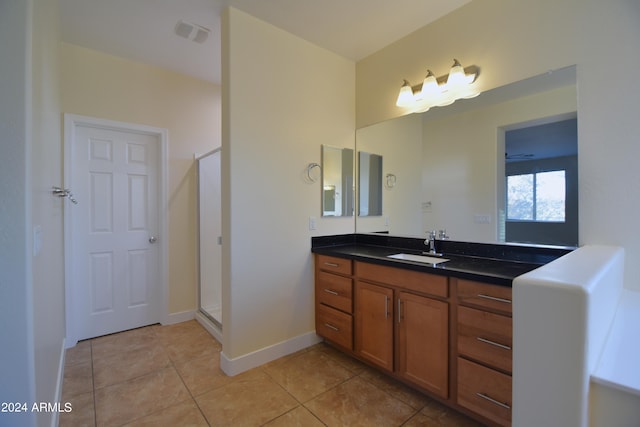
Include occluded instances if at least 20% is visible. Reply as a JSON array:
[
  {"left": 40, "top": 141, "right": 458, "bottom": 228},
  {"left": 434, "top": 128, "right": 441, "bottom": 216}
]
[
  {"left": 396, "top": 59, "right": 480, "bottom": 113},
  {"left": 385, "top": 173, "right": 397, "bottom": 189}
]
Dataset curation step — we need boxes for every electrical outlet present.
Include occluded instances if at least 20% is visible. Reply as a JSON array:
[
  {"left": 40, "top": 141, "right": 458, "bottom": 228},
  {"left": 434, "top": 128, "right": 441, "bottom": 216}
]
[
  {"left": 474, "top": 214, "right": 492, "bottom": 224},
  {"left": 308, "top": 216, "right": 317, "bottom": 231}
]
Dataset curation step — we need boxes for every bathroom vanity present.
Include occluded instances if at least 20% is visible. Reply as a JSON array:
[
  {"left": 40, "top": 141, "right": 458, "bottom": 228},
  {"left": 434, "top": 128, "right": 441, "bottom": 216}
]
[{"left": 312, "top": 234, "right": 572, "bottom": 427}]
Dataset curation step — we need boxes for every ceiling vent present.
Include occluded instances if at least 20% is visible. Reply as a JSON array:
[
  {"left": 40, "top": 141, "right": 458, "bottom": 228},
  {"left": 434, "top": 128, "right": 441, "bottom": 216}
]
[{"left": 175, "top": 20, "right": 210, "bottom": 44}]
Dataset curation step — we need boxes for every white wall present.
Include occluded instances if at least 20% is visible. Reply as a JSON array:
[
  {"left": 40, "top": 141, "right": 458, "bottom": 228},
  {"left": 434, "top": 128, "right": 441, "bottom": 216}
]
[
  {"left": 1, "top": 0, "right": 65, "bottom": 426},
  {"left": 576, "top": 0, "right": 640, "bottom": 291},
  {"left": 356, "top": 114, "right": 423, "bottom": 236},
  {"left": 0, "top": 1, "right": 36, "bottom": 425},
  {"left": 31, "top": 1, "right": 66, "bottom": 426},
  {"left": 221, "top": 7, "right": 355, "bottom": 365},
  {"left": 356, "top": 0, "right": 640, "bottom": 291}
]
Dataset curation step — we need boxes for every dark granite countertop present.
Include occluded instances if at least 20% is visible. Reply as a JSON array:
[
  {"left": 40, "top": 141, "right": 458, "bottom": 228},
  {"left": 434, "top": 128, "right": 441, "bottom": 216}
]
[{"left": 312, "top": 234, "right": 574, "bottom": 287}]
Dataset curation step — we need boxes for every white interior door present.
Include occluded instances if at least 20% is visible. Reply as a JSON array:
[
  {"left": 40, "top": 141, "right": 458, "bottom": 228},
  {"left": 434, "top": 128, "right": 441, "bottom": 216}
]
[{"left": 66, "top": 116, "right": 166, "bottom": 342}]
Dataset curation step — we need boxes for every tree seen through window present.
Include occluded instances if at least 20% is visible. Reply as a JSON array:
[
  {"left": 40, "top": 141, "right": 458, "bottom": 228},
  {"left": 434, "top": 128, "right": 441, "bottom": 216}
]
[{"left": 507, "top": 171, "right": 565, "bottom": 222}]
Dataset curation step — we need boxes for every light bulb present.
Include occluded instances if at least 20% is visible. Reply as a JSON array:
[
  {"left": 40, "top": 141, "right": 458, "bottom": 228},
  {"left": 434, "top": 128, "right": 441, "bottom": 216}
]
[
  {"left": 419, "top": 70, "right": 441, "bottom": 100},
  {"left": 396, "top": 80, "right": 415, "bottom": 107},
  {"left": 446, "top": 59, "right": 467, "bottom": 87}
]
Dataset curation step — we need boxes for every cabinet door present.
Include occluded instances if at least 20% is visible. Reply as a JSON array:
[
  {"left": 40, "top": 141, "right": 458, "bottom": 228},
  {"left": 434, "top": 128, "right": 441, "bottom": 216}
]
[
  {"left": 354, "top": 281, "right": 394, "bottom": 371},
  {"left": 397, "top": 291, "right": 449, "bottom": 398}
]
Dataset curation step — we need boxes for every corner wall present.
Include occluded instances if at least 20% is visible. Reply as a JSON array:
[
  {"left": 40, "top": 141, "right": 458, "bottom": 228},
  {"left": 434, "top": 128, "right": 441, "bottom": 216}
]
[
  {"left": 0, "top": 0, "right": 36, "bottom": 425},
  {"left": 221, "top": 7, "right": 355, "bottom": 365},
  {"left": 31, "top": 0, "right": 66, "bottom": 425}
]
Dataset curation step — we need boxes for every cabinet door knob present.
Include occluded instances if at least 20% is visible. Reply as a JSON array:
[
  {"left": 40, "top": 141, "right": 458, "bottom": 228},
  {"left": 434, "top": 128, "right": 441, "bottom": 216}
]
[{"left": 149, "top": 236, "right": 158, "bottom": 244}]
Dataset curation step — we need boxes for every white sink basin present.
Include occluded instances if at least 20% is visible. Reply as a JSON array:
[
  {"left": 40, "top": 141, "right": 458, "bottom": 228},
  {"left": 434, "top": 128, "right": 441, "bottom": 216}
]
[{"left": 387, "top": 253, "right": 449, "bottom": 265}]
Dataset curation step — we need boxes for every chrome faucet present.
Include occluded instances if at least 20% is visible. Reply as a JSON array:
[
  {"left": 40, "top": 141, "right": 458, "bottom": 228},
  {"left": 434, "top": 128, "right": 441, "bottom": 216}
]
[
  {"left": 425, "top": 229, "right": 448, "bottom": 255},
  {"left": 425, "top": 230, "right": 437, "bottom": 254}
]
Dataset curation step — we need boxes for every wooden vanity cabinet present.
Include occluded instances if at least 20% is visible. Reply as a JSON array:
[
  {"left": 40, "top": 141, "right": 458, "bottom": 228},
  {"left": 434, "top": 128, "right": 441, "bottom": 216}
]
[
  {"left": 354, "top": 281, "right": 394, "bottom": 371},
  {"left": 314, "top": 255, "right": 354, "bottom": 351},
  {"left": 455, "top": 278, "right": 513, "bottom": 427},
  {"left": 355, "top": 261, "right": 449, "bottom": 399},
  {"left": 396, "top": 291, "right": 449, "bottom": 397},
  {"left": 314, "top": 254, "right": 514, "bottom": 425}
]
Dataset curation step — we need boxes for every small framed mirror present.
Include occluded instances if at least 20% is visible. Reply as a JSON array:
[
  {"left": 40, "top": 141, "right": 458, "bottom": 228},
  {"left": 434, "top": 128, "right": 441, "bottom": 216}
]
[{"left": 321, "top": 145, "right": 354, "bottom": 217}]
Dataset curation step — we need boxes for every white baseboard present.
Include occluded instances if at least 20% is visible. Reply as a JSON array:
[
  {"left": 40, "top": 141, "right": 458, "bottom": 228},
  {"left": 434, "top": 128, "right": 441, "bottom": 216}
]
[
  {"left": 195, "top": 311, "right": 223, "bottom": 343},
  {"left": 163, "top": 309, "right": 195, "bottom": 325},
  {"left": 220, "top": 331, "right": 322, "bottom": 376},
  {"left": 52, "top": 338, "right": 66, "bottom": 427}
]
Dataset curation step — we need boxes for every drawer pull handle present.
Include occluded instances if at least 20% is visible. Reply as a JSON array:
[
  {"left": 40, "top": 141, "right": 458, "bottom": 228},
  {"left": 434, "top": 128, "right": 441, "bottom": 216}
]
[
  {"left": 477, "top": 337, "right": 512, "bottom": 350},
  {"left": 476, "top": 392, "right": 511, "bottom": 410},
  {"left": 478, "top": 294, "right": 512, "bottom": 304},
  {"left": 324, "top": 323, "right": 339, "bottom": 332},
  {"left": 324, "top": 262, "right": 339, "bottom": 267},
  {"left": 323, "top": 289, "right": 339, "bottom": 296}
]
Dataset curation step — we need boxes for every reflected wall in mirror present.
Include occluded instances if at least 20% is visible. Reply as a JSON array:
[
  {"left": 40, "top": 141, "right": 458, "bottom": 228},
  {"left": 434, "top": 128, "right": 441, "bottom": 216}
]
[
  {"left": 355, "top": 65, "right": 578, "bottom": 245},
  {"left": 358, "top": 151, "right": 383, "bottom": 216},
  {"left": 321, "top": 145, "right": 354, "bottom": 217}
]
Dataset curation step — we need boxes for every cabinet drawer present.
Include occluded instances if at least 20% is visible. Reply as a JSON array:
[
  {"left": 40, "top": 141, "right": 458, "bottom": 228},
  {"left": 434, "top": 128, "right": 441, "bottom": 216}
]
[
  {"left": 458, "top": 306, "right": 512, "bottom": 373},
  {"left": 317, "top": 254, "right": 352, "bottom": 276},
  {"left": 457, "top": 279, "right": 512, "bottom": 315},
  {"left": 316, "top": 271, "right": 353, "bottom": 313},
  {"left": 457, "top": 358, "right": 512, "bottom": 427},
  {"left": 316, "top": 304, "right": 353, "bottom": 350},
  {"left": 356, "top": 262, "right": 448, "bottom": 298}
]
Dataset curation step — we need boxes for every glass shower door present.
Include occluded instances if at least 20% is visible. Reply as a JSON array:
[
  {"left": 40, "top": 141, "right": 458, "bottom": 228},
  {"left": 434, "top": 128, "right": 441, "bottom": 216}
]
[{"left": 198, "top": 149, "right": 222, "bottom": 325}]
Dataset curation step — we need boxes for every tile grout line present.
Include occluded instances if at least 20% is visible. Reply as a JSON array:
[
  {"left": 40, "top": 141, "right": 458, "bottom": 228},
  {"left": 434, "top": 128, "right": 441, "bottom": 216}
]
[
  {"left": 259, "top": 365, "right": 307, "bottom": 424},
  {"left": 107, "top": 328, "right": 211, "bottom": 426},
  {"left": 90, "top": 339, "right": 98, "bottom": 427},
  {"left": 169, "top": 352, "right": 213, "bottom": 427},
  {"left": 260, "top": 350, "right": 357, "bottom": 426}
]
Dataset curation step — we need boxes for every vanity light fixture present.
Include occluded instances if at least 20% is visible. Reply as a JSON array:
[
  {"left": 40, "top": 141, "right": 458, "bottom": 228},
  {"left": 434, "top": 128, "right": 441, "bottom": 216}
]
[{"left": 396, "top": 59, "right": 480, "bottom": 113}]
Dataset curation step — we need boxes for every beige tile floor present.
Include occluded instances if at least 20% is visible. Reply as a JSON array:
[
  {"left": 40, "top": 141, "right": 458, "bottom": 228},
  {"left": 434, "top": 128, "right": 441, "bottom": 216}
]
[{"left": 60, "top": 320, "right": 482, "bottom": 426}]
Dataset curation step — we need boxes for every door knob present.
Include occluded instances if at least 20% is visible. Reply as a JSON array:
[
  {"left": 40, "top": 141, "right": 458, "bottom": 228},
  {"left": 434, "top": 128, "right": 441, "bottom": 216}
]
[{"left": 149, "top": 236, "right": 157, "bottom": 244}]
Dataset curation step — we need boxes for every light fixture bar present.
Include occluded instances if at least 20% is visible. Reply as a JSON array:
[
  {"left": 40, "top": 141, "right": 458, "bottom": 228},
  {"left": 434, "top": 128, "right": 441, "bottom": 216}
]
[{"left": 396, "top": 60, "right": 481, "bottom": 113}]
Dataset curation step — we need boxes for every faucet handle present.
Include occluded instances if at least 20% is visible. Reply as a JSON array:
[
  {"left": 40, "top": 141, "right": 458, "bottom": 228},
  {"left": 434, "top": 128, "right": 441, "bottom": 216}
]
[{"left": 438, "top": 229, "right": 448, "bottom": 240}]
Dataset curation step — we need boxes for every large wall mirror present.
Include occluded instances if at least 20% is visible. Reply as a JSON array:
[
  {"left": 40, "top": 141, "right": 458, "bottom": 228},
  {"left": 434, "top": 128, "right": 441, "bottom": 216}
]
[
  {"left": 355, "top": 65, "right": 578, "bottom": 246},
  {"left": 321, "top": 145, "right": 354, "bottom": 217}
]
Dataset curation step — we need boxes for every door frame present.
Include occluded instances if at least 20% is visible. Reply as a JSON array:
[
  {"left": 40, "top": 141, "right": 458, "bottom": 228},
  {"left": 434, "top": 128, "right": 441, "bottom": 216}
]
[{"left": 63, "top": 114, "right": 169, "bottom": 347}]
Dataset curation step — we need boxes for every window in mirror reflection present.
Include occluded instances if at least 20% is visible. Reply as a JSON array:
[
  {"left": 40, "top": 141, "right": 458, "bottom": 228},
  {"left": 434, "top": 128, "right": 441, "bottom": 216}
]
[
  {"left": 507, "top": 171, "right": 566, "bottom": 222},
  {"left": 358, "top": 151, "right": 383, "bottom": 216},
  {"left": 504, "top": 117, "right": 577, "bottom": 246}
]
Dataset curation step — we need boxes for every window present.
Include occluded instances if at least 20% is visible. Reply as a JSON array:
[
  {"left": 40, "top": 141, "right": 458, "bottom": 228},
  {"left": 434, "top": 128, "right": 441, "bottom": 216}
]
[{"left": 507, "top": 170, "right": 566, "bottom": 222}]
